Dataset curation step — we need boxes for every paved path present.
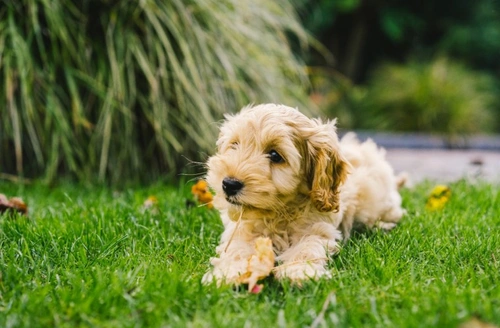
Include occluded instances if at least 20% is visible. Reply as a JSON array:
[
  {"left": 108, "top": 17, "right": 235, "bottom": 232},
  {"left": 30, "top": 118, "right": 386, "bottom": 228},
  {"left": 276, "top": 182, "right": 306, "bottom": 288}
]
[{"left": 385, "top": 149, "right": 500, "bottom": 184}]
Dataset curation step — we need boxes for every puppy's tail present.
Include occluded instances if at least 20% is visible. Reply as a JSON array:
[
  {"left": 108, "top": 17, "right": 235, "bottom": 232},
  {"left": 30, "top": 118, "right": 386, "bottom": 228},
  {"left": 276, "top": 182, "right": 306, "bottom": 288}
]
[
  {"left": 339, "top": 132, "right": 360, "bottom": 146},
  {"left": 395, "top": 171, "right": 409, "bottom": 189}
]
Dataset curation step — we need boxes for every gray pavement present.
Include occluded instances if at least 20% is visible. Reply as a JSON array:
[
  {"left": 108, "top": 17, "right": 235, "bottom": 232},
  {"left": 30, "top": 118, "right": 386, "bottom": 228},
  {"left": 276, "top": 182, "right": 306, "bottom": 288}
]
[
  {"left": 385, "top": 148, "right": 500, "bottom": 184},
  {"left": 351, "top": 131, "right": 500, "bottom": 151},
  {"left": 347, "top": 131, "right": 500, "bottom": 184}
]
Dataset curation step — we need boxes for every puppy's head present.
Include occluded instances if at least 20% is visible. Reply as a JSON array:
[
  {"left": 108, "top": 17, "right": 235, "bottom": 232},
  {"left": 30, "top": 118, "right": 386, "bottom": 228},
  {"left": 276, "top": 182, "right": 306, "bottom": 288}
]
[{"left": 206, "top": 104, "right": 348, "bottom": 219}]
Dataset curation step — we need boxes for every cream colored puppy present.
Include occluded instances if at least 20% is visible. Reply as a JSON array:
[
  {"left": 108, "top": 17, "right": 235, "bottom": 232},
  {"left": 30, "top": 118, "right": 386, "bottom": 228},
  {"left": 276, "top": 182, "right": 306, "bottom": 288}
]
[{"left": 203, "top": 104, "right": 405, "bottom": 285}]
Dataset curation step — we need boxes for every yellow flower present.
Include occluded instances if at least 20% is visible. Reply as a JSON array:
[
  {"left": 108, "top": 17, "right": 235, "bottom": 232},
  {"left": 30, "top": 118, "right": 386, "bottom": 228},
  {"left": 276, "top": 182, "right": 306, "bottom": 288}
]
[
  {"left": 143, "top": 195, "right": 158, "bottom": 208},
  {"left": 426, "top": 185, "right": 451, "bottom": 211}
]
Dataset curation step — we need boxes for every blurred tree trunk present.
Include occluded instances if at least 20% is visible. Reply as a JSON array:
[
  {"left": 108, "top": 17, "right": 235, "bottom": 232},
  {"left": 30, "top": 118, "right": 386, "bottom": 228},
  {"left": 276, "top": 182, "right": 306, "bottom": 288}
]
[
  {"left": 322, "top": 1, "right": 371, "bottom": 82},
  {"left": 343, "top": 9, "right": 367, "bottom": 81}
]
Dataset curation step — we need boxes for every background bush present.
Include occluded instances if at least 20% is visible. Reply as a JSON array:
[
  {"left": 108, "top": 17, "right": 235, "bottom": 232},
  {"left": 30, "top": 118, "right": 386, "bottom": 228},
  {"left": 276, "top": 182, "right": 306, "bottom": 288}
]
[
  {"left": 353, "top": 57, "right": 496, "bottom": 141},
  {"left": 0, "top": 0, "right": 311, "bottom": 183},
  {"left": 299, "top": 0, "right": 500, "bottom": 133},
  {"left": 297, "top": 0, "right": 500, "bottom": 82}
]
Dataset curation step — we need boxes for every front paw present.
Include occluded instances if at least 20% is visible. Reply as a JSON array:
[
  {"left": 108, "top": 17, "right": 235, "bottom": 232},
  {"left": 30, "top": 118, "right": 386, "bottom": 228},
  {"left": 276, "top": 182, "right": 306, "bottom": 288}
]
[
  {"left": 202, "top": 257, "right": 249, "bottom": 286},
  {"left": 274, "top": 262, "right": 332, "bottom": 283}
]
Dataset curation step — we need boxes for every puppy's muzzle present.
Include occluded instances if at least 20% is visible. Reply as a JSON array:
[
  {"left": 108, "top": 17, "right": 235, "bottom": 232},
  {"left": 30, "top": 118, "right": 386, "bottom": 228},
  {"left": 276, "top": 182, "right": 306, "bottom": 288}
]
[{"left": 222, "top": 177, "right": 244, "bottom": 196}]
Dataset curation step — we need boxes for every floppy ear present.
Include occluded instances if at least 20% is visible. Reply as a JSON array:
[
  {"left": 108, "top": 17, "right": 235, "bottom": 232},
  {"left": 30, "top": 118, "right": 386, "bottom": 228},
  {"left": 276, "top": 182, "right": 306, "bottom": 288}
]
[{"left": 306, "top": 122, "right": 349, "bottom": 213}]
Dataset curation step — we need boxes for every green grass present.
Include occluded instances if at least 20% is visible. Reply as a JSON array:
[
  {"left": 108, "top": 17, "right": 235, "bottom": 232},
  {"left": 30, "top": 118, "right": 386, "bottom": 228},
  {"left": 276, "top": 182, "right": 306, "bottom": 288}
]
[{"left": 0, "top": 180, "right": 499, "bottom": 327}]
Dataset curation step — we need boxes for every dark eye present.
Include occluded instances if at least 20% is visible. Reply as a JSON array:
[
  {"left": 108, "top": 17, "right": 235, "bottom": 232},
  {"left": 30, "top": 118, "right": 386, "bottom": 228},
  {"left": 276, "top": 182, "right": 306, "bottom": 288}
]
[{"left": 268, "top": 150, "right": 284, "bottom": 163}]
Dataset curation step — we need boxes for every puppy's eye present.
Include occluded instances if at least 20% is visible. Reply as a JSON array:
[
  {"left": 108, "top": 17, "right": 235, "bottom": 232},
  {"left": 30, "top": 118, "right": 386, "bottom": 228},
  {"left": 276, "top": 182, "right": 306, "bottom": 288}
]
[
  {"left": 268, "top": 150, "right": 284, "bottom": 163},
  {"left": 230, "top": 142, "right": 239, "bottom": 150}
]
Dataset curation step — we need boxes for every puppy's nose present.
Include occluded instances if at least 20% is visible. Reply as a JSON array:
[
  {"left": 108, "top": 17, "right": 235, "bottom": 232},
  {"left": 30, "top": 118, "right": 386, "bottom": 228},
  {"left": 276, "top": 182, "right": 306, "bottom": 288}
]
[{"left": 222, "top": 177, "right": 244, "bottom": 196}]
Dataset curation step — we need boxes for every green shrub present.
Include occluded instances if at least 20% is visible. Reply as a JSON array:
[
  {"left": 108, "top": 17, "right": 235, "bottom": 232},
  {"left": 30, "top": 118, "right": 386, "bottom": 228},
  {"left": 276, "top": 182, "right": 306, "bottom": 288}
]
[
  {"left": 0, "top": 0, "right": 311, "bottom": 183},
  {"left": 358, "top": 57, "right": 497, "bottom": 139},
  {"left": 308, "top": 67, "right": 361, "bottom": 129}
]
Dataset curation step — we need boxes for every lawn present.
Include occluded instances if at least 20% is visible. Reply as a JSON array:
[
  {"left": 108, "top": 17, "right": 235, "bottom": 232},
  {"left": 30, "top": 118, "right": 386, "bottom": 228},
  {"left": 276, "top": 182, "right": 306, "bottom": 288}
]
[{"left": 0, "top": 180, "right": 499, "bottom": 327}]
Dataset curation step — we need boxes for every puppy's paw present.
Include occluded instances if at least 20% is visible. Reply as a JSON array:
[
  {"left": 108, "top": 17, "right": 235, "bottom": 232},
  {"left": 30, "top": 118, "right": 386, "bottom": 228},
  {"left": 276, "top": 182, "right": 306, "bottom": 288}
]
[
  {"left": 274, "top": 262, "right": 331, "bottom": 284},
  {"left": 201, "top": 270, "right": 217, "bottom": 285},
  {"left": 376, "top": 221, "right": 398, "bottom": 231},
  {"left": 202, "top": 257, "right": 249, "bottom": 286}
]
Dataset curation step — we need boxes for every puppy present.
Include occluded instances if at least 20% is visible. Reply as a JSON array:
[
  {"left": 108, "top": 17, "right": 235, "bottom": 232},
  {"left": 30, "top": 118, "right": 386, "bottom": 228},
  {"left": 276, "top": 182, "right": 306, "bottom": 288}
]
[{"left": 202, "top": 104, "right": 405, "bottom": 284}]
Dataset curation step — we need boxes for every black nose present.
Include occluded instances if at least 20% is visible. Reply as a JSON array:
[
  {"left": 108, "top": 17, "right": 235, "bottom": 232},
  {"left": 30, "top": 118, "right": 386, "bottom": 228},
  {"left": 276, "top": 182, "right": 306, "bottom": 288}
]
[{"left": 222, "top": 177, "right": 244, "bottom": 196}]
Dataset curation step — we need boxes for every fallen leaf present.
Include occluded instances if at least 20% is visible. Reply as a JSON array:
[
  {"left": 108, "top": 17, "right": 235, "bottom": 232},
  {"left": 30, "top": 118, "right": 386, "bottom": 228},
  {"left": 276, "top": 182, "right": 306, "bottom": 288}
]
[
  {"left": 0, "top": 194, "right": 28, "bottom": 215},
  {"left": 238, "top": 237, "right": 275, "bottom": 292}
]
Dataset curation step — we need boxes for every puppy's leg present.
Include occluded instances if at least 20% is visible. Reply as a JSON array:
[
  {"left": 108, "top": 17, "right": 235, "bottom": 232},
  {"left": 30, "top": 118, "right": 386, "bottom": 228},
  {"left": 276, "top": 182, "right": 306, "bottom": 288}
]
[
  {"left": 375, "top": 191, "right": 406, "bottom": 231},
  {"left": 202, "top": 222, "right": 256, "bottom": 286},
  {"left": 274, "top": 222, "right": 341, "bottom": 283}
]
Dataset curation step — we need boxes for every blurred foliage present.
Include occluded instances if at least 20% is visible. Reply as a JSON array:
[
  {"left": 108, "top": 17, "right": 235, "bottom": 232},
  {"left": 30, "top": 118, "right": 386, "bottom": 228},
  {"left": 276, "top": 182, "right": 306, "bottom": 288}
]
[
  {"left": 0, "top": 0, "right": 311, "bottom": 183},
  {"left": 308, "top": 67, "right": 360, "bottom": 129},
  {"left": 300, "top": 0, "right": 500, "bottom": 133},
  {"left": 357, "top": 57, "right": 496, "bottom": 139},
  {"left": 439, "top": 1, "right": 500, "bottom": 72},
  {"left": 296, "top": 0, "right": 361, "bottom": 34},
  {"left": 297, "top": 0, "right": 500, "bottom": 79},
  {"left": 310, "top": 57, "right": 497, "bottom": 142}
]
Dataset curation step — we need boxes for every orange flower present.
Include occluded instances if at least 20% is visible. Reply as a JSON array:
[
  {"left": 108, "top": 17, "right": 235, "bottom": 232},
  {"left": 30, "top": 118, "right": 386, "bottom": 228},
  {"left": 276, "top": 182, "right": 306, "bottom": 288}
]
[{"left": 191, "top": 180, "right": 213, "bottom": 209}]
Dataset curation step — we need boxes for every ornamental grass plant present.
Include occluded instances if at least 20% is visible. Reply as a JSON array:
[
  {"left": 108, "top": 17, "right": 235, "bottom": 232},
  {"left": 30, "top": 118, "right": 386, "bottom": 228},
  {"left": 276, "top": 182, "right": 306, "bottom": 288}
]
[{"left": 0, "top": 0, "right": 311, "bottom": 183}]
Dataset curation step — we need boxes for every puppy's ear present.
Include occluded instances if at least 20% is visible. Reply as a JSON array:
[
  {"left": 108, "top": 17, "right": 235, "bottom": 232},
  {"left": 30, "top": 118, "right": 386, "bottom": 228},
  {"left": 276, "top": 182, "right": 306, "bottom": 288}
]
[{"left": 306, "top": 121, "right": 349, "bottom": 213}]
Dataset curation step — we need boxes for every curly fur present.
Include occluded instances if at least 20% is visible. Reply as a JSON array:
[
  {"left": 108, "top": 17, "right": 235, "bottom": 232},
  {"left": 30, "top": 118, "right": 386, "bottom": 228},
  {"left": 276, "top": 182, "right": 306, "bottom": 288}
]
[{"left": 202, "top": 104, "right": 405, "bottom": 284}]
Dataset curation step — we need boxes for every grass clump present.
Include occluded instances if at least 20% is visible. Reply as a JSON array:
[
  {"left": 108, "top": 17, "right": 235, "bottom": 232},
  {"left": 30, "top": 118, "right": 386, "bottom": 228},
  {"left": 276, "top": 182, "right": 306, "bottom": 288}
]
[
  {"left": 0, "top": 180, "right": 499, "bottom": 327},
  {"left": 0, "top": 0, "right": 310, "bottom": 183}
]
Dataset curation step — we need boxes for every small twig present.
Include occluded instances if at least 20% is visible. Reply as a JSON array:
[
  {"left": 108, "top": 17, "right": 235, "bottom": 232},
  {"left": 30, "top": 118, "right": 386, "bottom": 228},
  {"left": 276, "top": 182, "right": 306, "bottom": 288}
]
[
  {"left": 224, "top": 209, "right": 243, "bottom": 253},
  {"left": 197, "top": 202, "right": 212, "bottom": 208}
]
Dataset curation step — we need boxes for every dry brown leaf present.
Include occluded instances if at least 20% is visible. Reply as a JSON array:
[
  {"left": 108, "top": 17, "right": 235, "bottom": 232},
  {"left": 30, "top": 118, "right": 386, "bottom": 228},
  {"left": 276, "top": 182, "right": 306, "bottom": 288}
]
[
  {"left": 238, "top": 237, "right": 275, "bottom": 292},
  {"left": 0, "top": 193, "right": 28, "bottom": 215}
]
